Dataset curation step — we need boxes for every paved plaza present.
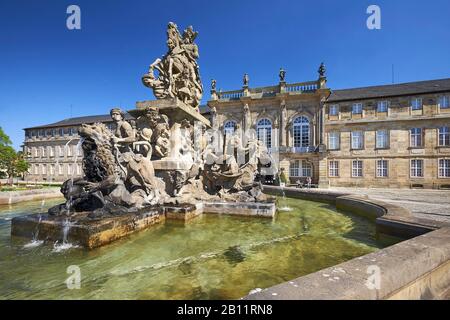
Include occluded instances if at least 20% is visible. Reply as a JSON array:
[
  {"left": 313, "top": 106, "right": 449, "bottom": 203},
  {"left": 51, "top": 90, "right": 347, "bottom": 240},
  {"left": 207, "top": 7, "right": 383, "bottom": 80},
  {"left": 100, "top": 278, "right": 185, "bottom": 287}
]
[{"left": 328, "top": 187, "right": 450, "bottom": 223}]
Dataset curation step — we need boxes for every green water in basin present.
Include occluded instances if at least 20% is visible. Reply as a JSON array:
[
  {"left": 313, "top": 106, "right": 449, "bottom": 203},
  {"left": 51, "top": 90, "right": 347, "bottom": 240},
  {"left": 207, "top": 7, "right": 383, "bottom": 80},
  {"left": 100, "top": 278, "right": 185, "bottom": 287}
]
[{"left": 0, "top": 197, "right": 384, "bottom": 299}]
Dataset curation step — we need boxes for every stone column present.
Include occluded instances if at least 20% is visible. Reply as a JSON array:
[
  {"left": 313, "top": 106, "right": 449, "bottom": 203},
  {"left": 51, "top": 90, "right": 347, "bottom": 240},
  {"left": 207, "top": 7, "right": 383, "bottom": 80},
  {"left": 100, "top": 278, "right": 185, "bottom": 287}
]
[{"left": 280, "top": 100, "right": 287, "bottom": 147}]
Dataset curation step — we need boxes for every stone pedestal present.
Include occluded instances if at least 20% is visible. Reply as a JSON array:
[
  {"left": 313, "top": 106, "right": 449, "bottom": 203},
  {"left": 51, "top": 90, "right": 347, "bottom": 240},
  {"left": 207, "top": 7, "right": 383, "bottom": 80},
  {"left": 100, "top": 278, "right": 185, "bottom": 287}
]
[
  {"left": 11, "top": 208, "right": 165, "bottom": 249},
  {"left": 129, "top": 98, "right": 210, "bottom": 196}
]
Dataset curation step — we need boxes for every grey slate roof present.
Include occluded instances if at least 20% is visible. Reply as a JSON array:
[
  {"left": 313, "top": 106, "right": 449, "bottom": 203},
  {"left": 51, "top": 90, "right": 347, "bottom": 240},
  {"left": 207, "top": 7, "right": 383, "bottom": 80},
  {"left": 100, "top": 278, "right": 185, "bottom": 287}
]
[
  {"left": 328, "top": 78, "right": 450, "bottom": 102},
  {"left": 24, "top": 105, "right": 210, "bottom": 130}
]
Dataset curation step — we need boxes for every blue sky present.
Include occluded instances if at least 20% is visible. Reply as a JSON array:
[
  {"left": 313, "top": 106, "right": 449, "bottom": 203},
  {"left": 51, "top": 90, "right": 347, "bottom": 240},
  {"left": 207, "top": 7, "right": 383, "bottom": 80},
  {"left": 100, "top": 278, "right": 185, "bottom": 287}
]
[{"left": 1, "top": 0, "right": 449, "bottom": 150}]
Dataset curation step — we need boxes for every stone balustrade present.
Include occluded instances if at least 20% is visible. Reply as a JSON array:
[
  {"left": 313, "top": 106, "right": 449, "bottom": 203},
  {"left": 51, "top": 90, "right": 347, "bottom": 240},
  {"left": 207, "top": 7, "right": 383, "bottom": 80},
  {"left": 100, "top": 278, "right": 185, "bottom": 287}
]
[
  {"left": 285, "top": 81, "right": 318, "bottom": 93},
  {"left": 216, "top": 80, "right": 320, "bottom": 100}
]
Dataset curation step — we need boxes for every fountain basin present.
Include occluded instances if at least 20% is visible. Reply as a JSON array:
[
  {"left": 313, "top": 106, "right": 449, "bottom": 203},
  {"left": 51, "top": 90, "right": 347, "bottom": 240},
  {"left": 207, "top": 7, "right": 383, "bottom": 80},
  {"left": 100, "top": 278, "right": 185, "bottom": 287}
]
[
  {"left": 11, "top": 201, "right": 276, "bottom": 249},
  {"left": 11, "top": 208, "right": 165, "bottom": 249}
]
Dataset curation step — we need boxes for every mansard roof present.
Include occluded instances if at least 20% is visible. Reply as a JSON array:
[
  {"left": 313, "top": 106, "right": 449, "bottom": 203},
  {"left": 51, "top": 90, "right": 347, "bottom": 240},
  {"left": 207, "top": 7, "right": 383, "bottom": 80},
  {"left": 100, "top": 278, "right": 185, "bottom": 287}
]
[
  {"left": 328, "top": 78, "right": 450, "bottom": 102},
  {"left": 24, "top": 105, "right": 209, "bottom": 130}
]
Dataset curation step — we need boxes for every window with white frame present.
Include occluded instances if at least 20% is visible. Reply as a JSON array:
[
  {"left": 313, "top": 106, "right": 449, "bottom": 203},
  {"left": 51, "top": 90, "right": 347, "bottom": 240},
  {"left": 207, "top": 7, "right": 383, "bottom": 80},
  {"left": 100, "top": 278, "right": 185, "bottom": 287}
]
[
  {"left": 377, "top": 101, "right": 389, "bottom": 113},
  {"left": 50, "top": 164, "right": 55, "bottom": 175},
  {"left": 328, "top": 131, "right": 340, "bottom": 150},
  {"left": 351, "top": 131, "right": 364, "bottom": 150},
  {"left": 439, "top": 159, "right": 450, "bottom": 178},
  {"left": 376, "top": 130, "right": 389, "bottom": 149},
  {"left": 410, "top": 159, "right": 424, "bottom": 177},
  {"left": 223, "top": 120, "right": 237, "bottom": 136},
  {"left": 438, "top": 127, "right": 450, "bottom": 146},
  {"left": 329, "top": 161, "right": 339, "bottom": 177},
  {"left": 58, "top": 164, "right": 63, "bottom": 175},
  {"left": 33, "top": 147, "right": 38, "bottom": 158},
  {"left": 376, "top": 160, "right": 389, "bottom": 177},
  {"left": 48, "top": 146, "right": 54, "bottom": 157},
  {"left": 329, "top": 105, "right": 339, "bottom": 116},
  {"left": 438, "top": 96, "right": 449, "bottom": 109},
  {"left": 411, "top": 98, "right": 422, "bottom": 110},
  {"left": 257, "top": 118, "right": 272, "bottom": 149},
  {"left": 352, "top": 103, "right": 363, "bottom": 114},
  {"left": 41, "top": 164, "right": 47, "bottom": 175},
  {"left": 77, "top": 144, "right": 83, "bottom": 156},
  {"left": 289, "top": 160, "right": 312, "bottom": 177},
  {"left": 66, "top": 145, "right": 73, "bottom": 157},
  {"left": 293, "top": 116, "right": 310, "bottom": 148},
  {"left": 410, "top": 128, "right": 423, "bottom": 147},
  {"left": 67, "top": 164, "right": 73, "bottom": 175},
  {"left": 352, "top": 160, "right": 363, "bottom": 177},
  {"left": 41, "top": 146, "right": 46, "bottom": 157},
  {"left": 58, "top": 145, "right": 64, "bottom": 157}
]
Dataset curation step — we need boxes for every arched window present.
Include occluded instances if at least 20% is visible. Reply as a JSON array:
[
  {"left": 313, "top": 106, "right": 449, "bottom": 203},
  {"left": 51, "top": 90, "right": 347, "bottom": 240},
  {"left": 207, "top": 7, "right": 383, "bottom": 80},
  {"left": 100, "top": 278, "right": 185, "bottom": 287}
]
[
  {"left": 223, "top": 120, "right": 237, "bottom": 136},
  {"left": 293, "top": 116, "right": 310, "bottom": 148},
  {"left": 289, "top": 160, "right": 312, "bottom": 177},
  {"left": 257, "top": 118, "right": 272, "bottom": 149}
]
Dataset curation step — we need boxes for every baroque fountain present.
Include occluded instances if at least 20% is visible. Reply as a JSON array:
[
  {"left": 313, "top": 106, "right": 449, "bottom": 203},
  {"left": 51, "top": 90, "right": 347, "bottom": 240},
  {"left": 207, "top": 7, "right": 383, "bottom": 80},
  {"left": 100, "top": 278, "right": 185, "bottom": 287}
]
[{"left": 11, "top": 22, "right": 276, "bottom": 249}]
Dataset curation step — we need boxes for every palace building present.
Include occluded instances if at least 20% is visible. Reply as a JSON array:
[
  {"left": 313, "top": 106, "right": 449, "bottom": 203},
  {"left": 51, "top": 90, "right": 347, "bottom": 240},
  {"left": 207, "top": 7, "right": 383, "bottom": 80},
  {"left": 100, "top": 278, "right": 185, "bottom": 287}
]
[
  {"left": 23, "top": 114, "right": 122, "bottom": 182},
  {"left": 22, "top": 67, "right": 450, "bottom": 189},
  {"left": 206, "top": 67, "right": 450, "bottom": 189}
]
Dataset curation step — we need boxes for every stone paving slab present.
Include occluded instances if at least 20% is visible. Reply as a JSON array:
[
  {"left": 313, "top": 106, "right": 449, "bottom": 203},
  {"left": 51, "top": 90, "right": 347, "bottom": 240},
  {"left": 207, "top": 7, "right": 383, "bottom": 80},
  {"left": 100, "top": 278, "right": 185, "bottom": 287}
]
[{"left": 327, "top": 187, "right": 450, "bottom": 223}]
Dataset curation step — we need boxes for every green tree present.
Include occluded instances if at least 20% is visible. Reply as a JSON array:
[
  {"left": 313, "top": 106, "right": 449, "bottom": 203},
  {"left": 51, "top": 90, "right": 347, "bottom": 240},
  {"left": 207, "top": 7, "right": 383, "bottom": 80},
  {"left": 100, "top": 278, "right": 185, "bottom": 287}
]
[
  {"left": 0, "top": 127, "right": 30, "bottom": 183},
  {"left": 0, "top": 126, "right": 12, "bottom": 147}
]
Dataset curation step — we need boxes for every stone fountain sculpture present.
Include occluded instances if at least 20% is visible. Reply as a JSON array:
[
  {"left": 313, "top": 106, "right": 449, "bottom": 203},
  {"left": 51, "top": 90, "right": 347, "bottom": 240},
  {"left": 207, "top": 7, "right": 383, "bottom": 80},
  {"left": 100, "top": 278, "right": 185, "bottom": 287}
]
[{"left": 12, "top": 22, "right": 276, "bottom": 249}]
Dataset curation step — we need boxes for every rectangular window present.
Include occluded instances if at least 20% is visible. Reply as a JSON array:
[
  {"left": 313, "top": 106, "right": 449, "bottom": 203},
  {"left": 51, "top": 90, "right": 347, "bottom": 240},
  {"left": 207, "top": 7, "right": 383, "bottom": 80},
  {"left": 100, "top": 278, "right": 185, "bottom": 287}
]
[
  {"left": 77, "top": 164, "right": 82, "bottom": 175},
  {"left": 328, "top": 132, "right": 340, "bottom": 150},
  {"left": 438, "top": 127, "right": 450, "bottom": 147},
  {"left": 438, "top": 96, "right": 449, "bottom": 109},
  {"left": 329, "top": 161, "right": 339, "bottom": 177},
  {"left": 289, "top": 160, "right": 312, "bottom": 177},
  {"left": 49, "top": 146, "right": 54, "bottom": 157},
  {"left": 376, "top": 160, "right": 389, "bottom": 177},
  {"left": 41, "top": 146, "right": 46, "bottom": 157},
  {"left": 67, "top": 164, "right": 72, "bottom": 175},
  {"left": 351, "top": 131, "right": 364, "bottom": 150},
  {"left": 411, "top": 98, "right": 423, "bottom": 111},
  {"left": 66, "top": 145, "right": 73, "bottom": 157},
  {"left": 439, "top": 159, "right": 450, "bottom": 178},
  {"left": 352, "top": 160, "right": 363, "bottom": 177},
  {"left": 352, "top": 103, "right": 363, "bottom": 114},
  {"left": 33, "top": 164, "right": 38, "bottom": 175},
  {"left": 329, "top": 105, "right": 339, "bottom": 116},
  {"left": 58, "top": 164, "right": 63, "bottom": 175},
  {"left": 410, "top": 128, "right": 423, "bottom": 147},
  {"left": 376, "top": 130, "right": 389, "bottom": 149},
  {"left": 410, "top": 159, "right": 424, "bottom": 178},
  {"left": 377, "top": 101, "right": 389, "bottom": 113},
  {"left": 41, "top": 164, "right": 47, "bottom": 175},
  {"left": 33, "top": 147, "right": 38, "bottom": 158},
  {"left": 50, "top": 164, "right": 55, "bottom": 175},
  {"left": 59, "top": 128, "right": 64, "bottom": 136}
]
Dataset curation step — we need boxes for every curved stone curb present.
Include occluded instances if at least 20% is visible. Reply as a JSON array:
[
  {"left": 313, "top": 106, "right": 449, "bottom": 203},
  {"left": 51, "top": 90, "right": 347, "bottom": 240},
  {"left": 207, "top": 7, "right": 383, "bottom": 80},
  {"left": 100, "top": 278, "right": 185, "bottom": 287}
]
[
  {"left": 243, "top": 185, "right": 450, "bottom": 300},
  {"left": 0, "top": 188, "right": 63, "bottom": 205}
]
